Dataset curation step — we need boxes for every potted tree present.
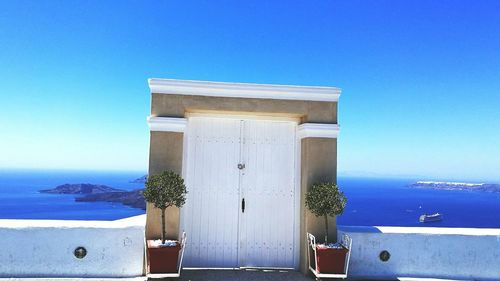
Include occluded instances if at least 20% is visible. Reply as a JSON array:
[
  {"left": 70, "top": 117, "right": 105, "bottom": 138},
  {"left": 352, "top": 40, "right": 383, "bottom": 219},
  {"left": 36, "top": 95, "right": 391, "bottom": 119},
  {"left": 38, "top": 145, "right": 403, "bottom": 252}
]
[
  {"left": 305, "top": 182, "right": 348, "bottom": 274},
  {"left": 144, "top": 170, "right": 188, "bottom": 274}
]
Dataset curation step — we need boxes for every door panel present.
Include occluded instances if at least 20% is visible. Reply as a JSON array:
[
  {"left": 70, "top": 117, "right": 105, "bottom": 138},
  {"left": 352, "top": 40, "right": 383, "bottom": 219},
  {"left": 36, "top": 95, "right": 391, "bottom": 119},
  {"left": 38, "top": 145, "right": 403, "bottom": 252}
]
[
  {"left": 181, "top": 117, "right": 297, "bottom": 269},
  {"left": 182, "top": 117, "right": 241, "bottom": 268},
  {"left": 239, "top": 120, "right": 296, "bottom": 268}
]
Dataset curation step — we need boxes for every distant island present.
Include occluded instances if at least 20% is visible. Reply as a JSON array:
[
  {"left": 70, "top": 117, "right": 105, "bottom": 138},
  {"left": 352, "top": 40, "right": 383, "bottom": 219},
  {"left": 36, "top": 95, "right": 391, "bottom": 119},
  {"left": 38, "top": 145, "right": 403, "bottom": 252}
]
[
  {"left": 40, "top": 183, "right": 124, "bottom": 194},
  {"left": 410, "top": 181, "right": 500, "bottom": 193},
  {"left": 76, "top": 189, "right": 146, "bottom": 210},
  {"left": 129, "top": 175, "right": 147, "bottom": 183},
  {"left": 40, "top": 183, "right": 146, "bottom": 210}
]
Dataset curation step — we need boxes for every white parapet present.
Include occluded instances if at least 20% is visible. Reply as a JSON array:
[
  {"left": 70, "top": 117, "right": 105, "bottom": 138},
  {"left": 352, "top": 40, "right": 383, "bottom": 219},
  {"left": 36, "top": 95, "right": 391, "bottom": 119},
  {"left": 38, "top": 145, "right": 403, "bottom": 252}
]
[
  {"left": 338, "top": 225, "right": 500, "bottom": 281},
  {"left": 0, "top": 215, "right": 146, "bottom": 278}
]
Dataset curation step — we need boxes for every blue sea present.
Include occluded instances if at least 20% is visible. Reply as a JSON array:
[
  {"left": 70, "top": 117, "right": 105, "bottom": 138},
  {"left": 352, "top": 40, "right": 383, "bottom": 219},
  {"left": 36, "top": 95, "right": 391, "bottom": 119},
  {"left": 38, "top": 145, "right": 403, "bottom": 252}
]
[
  {"left": 0, "top": 169, "right": 499, "bottom": 227},
  {"left": 337, "top": 177, "right": 500, "bottom": 228},
  {"left": 0, "top": 169, "right": 146, "bottom": 220}
]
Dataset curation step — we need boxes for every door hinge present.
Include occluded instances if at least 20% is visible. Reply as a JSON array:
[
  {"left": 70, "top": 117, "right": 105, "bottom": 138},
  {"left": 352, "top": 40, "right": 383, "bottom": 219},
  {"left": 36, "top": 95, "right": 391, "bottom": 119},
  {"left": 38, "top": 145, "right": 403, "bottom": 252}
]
[{"left": 242, "top": 198, "right": 245, "bottom": 213}]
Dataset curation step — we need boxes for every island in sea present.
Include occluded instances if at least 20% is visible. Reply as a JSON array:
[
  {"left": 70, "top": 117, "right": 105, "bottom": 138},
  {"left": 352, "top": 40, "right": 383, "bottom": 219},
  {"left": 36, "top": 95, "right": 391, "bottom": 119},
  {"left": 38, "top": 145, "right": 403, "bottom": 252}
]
[
  {"left": 410, "top": 181, "right": 500, "bottom": 193},
  {"left": 75, "top": 189, "right": 145, "bottom": 210},
  {"left": 129, "top": 175, "right": 147, "bottom": 183},
  {"left": 40, "top": 183, "right": 123, "bottom": 194},
  {"left": 40, "top": 183, "right": 146, "bottom": 210}
]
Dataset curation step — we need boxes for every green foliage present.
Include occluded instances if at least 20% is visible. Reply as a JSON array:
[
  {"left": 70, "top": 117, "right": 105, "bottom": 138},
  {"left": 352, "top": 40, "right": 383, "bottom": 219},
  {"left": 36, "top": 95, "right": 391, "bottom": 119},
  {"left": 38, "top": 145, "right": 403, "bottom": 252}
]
[
  {"left": 144, "top": 170, "right": 187, "bottom": 210},
  {"left": 305, "top": 182, "right": 347, "bottom": 243},
  {"left": 305, "top": 182, "right": 347, "bottom": 218}
]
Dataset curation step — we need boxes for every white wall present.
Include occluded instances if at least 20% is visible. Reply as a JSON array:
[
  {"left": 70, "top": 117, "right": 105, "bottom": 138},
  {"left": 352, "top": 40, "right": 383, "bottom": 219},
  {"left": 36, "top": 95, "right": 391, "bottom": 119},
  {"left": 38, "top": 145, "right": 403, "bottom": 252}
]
[
  {"left": 0, "top": 215, "right": 146, "bottom": 278},
  {"left": 339, "top": 225, "right": 500, "bottom": 281}
]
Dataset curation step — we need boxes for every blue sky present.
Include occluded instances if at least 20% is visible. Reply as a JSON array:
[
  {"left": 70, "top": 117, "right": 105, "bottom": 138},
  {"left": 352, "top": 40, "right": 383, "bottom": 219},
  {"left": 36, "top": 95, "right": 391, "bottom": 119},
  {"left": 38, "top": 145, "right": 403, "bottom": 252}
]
[{"left": 0, "top": 1, "right": 499, "bottom": 181}]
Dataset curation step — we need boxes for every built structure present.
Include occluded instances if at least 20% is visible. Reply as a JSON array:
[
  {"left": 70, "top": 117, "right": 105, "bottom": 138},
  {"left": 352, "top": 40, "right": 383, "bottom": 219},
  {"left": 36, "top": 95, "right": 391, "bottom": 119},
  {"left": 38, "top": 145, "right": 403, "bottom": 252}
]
[{"left": 146, "top": 78, "right": 341, "bottom": 273}]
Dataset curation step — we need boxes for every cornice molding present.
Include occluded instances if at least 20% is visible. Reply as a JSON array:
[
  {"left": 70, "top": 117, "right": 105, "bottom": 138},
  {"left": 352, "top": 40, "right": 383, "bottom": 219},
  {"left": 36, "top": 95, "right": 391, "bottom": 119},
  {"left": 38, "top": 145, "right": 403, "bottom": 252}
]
[
  {"left": 147, "top": 116, "right": 187, "bottom": 133},
  {"left": 298, "top": 123, "right": 339, "bottom": 139},
  {"left": 148, "top": 78, "right": 341, "bottom": 102}
]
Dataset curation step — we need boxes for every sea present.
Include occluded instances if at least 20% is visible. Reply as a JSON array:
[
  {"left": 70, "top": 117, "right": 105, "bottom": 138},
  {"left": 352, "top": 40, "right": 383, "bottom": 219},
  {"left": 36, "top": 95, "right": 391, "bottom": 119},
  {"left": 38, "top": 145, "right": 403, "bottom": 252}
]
[
  {"left": 0, "top": 169, "right": 499, "bottom": 227},
  {"left": 0, "top": 169, "right": 146, "bottom": 220}
]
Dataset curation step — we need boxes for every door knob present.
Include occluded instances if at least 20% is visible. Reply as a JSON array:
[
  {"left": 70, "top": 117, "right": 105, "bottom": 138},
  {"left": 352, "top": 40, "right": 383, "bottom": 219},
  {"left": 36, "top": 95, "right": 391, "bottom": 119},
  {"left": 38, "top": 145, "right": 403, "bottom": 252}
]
[{"left": 237, "top": 163, "right": 245, "bottom": 170}]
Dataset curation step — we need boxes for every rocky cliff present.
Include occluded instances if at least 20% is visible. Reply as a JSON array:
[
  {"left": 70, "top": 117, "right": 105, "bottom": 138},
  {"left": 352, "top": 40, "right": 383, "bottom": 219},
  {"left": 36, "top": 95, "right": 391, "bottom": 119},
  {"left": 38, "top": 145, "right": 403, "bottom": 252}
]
[
  {"left": 76, "top": 189, "right": 146, "bottom": 210},
  {"left": 410, "top": 181, "right": 500, "bottom": 193}
]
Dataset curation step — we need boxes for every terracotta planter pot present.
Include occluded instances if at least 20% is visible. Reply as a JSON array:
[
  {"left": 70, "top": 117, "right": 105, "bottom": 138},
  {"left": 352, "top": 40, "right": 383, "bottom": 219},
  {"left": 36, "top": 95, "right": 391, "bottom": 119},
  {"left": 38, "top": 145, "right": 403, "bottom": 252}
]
[
  {"left": 315, "top": 245, "right": 348, "bottom": 274},
  {"left": 147, "top": 240, "right": 181, "bottom": 274}
]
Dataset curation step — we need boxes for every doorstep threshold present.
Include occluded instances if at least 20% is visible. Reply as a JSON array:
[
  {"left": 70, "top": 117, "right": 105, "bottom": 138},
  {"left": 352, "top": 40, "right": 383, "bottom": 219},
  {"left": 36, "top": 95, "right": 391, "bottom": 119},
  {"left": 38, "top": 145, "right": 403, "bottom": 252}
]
[{"left": 183, "top": 267, "right": 295, "bottom": 271}]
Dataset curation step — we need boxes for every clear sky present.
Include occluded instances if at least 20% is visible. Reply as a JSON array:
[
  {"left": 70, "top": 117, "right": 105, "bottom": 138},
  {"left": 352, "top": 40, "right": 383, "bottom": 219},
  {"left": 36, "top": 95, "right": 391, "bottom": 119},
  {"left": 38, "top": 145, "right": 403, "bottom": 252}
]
[{"left": 0, "top": 1, "right": 499, "bottom": 182}]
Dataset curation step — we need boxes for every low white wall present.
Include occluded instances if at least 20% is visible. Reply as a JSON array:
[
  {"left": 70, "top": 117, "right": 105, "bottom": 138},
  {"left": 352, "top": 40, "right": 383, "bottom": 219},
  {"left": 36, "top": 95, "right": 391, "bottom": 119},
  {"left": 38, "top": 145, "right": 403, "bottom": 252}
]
[
  {"left": 339, "top": 225, "right": 500, "bottom": 281},
  {"left": 0, "top": 215, "right": 146, "bottom": 278}
]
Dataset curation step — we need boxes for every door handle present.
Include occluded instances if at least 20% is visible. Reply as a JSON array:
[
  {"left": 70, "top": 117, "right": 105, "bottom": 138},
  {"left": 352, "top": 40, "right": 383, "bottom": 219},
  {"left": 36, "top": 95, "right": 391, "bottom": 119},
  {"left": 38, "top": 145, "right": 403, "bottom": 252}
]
[{"left": 242, "top": 198, "right": 245, "bottom": 213}]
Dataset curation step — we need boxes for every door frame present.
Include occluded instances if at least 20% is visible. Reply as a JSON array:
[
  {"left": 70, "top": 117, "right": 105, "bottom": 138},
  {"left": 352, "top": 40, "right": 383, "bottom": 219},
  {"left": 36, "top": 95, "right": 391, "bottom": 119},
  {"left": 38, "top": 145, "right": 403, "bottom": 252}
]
[{"left": 180, "top": 112, "right": 301, "bottom": 270}]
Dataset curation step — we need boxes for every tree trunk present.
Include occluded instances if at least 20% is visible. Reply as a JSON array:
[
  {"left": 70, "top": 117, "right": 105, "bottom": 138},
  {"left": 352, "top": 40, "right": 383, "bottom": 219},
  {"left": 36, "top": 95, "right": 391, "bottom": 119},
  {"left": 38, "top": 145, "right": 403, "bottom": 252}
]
[
  {"left": 161, "top": 208, "right": 166, "bottom": 244},
  {"left": 324, "top": 214, "right": 328, "bottom": 244}
]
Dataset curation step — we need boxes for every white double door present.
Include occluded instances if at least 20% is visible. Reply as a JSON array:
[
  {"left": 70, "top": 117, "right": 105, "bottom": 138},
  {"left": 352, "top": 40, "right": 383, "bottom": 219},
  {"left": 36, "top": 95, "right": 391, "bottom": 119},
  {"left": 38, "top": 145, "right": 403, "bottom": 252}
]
[{"left": 181, "top": 116, "right": 298, "bottom": 269}]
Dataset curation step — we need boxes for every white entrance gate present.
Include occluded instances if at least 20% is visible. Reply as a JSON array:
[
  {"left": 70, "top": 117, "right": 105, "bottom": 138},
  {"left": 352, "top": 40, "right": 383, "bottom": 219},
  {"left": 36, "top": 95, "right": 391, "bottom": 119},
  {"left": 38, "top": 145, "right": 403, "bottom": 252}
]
[{"left": 181, "top": 116, "right": 298, "bottom": 269}]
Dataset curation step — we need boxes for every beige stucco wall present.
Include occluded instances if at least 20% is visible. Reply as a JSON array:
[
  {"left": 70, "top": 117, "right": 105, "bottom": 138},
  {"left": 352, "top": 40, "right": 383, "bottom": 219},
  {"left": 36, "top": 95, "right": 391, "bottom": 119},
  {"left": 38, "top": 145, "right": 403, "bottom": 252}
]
[
  {"left": 147, "top": 92, "right": 339, "bottom": 273},
  {"left": 151, "top": 93, "right": 337, "bottom": 123},
  {"left": 300, "top": 137, "right": 338, "bottom": 273},
  {"left": 146, "top": 131, "right": 183, "bottom": 240}
]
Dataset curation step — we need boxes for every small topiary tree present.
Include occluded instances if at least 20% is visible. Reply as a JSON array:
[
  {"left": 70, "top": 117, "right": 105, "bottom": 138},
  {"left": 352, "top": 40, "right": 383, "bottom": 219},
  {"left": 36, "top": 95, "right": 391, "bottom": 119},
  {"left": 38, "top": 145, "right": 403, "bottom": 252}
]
[
  {"left": 305, "top": 182, "right": 347, "bottom": 244},
  {"left": 144, "top": 170, "right": 187, "bottom": 244}
]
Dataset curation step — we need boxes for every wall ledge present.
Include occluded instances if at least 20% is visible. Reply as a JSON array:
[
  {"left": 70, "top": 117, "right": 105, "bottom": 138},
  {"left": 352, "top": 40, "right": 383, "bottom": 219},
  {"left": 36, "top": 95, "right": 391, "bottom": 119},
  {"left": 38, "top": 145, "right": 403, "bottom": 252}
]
[
  {"left": 298, "top": 123, "right": 339, "bottom": 139},
  {"left": 148, "top": 78, "right": 341, "bottom": 102},
  {"left": 147, "top": 116, "right": 187, "bottom": 133},
  {"left": 338, "top": 225, "right": 500, "bottom": 236},
  {"left": 0, "top": 214, "right": 146, "bottom": 229}
]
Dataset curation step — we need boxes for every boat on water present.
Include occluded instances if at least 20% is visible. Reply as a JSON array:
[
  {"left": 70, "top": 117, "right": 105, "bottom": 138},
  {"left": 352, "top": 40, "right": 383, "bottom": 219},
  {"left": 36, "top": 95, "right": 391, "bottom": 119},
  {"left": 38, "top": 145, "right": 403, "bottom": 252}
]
[{"left": 419, "top": 213, "right": 443, "bottom": 223}]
